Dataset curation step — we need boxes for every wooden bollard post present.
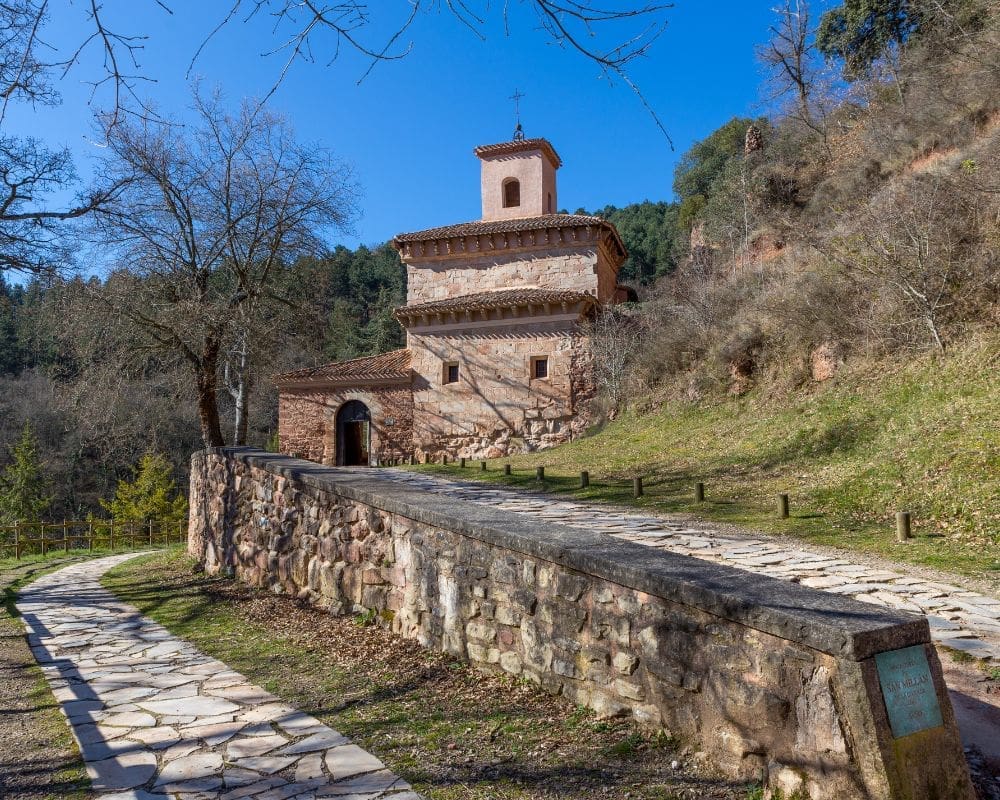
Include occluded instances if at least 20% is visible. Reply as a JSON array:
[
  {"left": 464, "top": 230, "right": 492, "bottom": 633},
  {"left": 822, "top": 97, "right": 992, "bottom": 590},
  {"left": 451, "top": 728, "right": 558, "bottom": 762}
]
[
  {"left": 148, "top": 519, "right": 154, "bottom": 546},
  {"left": 63, "top": 519, "right": 69, "bottom": 553},
  {"left": 896, "top": 511, "right": 912, "bottom": 542},
  {"left": 481, "top": 460, "right": 487, "bottom": 471},
  {"left": 460, "top": 457, "right": 466, "bottom": 468},
  {"left": 536, "top": 466, "right": 545, "bottom": 481},
  {"left": 410, "top": 454, "right": 416, "bottom": 465},
  {"left": 41, "top": 523, "right": 46, "bottom": 557},
  {"left": 109, "top": 519, "right": 114, "bottom": 551},
  {"left": 580, "top": 470, "right": 590, "bottom": 488},
  {"left": 443, "top": 455, "right": 448, "bottom": 466},
  {"left": 633, "top": 476, "right": 643, "bottom": 498},
  {"left": 694, "top": 482, "right": 705, "bottom": 502},
  {"left": 778, "top": 493, "right": 790, "bottom": 519},
  {"left": 504, "top": 463, "right": 511, "bottom": 475},
  {"left": 88, "top": 519, "right": 94, "bottom": 551},
  {"left": 14, "top": 520, "right": 19, "bottom": 560}
]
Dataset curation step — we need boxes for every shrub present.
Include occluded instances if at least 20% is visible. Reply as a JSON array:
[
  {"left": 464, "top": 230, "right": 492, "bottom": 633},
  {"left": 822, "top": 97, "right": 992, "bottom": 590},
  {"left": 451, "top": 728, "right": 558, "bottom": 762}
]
[
  {"left": 0, "top": 422, "right": 52, "bottom": 524},
  {"left": 101, "top": 452, "right": 187, "bottom": 526}
]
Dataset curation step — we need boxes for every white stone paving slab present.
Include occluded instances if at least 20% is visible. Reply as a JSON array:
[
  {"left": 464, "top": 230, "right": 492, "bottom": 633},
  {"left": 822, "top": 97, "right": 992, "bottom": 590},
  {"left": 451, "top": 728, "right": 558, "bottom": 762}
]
[
  {"left": 376, "top": 469, "right": 1000, "bottom": 664},
  {"left": 16, "top": 554, "right": 422, "bottom": 800}
]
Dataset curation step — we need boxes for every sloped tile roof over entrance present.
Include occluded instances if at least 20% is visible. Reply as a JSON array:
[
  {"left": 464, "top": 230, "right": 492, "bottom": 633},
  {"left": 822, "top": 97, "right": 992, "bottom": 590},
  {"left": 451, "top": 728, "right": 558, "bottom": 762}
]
[
  {"left": 394, "top": 288, "right": 597, "bottom": 321},
  {"left": 274, "top": 349, "right": 411, "bottom": 388}
]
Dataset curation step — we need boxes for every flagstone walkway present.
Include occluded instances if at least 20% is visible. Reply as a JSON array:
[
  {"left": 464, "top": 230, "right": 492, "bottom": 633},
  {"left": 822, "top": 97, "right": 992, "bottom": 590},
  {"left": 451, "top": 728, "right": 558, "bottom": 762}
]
[
  {"left": 16, "top": 554, "right": 420, "bottom": 800},
  {"left": 376, "top": 469, "right": 1000, "bottom": 665}
]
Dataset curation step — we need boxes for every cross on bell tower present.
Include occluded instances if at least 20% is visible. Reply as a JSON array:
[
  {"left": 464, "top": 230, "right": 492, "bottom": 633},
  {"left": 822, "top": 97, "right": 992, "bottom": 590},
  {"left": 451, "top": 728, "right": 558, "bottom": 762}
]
[{"left": 510, "top": 89, "right": 525, "bottom": 141}]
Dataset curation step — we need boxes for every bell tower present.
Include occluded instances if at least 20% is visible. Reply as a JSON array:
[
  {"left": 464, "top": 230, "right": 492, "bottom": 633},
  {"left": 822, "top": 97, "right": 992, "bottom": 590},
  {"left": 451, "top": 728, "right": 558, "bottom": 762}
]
[{"left": 473, "top": 137, "right": 561, "bottom": 222}]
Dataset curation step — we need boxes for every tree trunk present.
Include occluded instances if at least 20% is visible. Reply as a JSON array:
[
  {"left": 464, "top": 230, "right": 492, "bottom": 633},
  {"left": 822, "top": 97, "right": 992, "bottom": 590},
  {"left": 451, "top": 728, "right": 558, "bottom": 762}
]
[
  {"left": 233, "top": 379, "right": 249, "bottom": 446},
  {"left": 925, "top": 313, "right": 946, "bottom": 353},
  {"left": 196, "top": 338, "right": 225, "bottom": 448},
  {"left": 225, "top": 334, "right": 252, "bottom": 446},
  {"left": 233, "top": 362, "right": 251, "bottom": 446}
]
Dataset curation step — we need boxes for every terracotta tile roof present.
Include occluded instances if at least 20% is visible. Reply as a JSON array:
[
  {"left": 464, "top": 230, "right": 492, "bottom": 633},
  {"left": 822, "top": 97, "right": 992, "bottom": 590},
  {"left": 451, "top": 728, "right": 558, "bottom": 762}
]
[
  {"left": 394, "top": 288, "right": 598, "bottom": 320},
  {"left": 473, "top": 138, "right": 562, "bottom": 167},
  {"left": 393, "top": 213, "right": 618, "bottom": 245},
  {"left": 274, "top": 349, "right": 411, "bottom": 386}
]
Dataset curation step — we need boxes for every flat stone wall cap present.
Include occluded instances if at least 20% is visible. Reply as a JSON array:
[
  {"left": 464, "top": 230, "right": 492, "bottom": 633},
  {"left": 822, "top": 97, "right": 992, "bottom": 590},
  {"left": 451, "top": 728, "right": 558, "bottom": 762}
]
[
  {"left": 564, "top": 537, "right": 928, "bottom": 660},
  {"left": 216, "top": 448, "right": 930, "bottom": 661}
]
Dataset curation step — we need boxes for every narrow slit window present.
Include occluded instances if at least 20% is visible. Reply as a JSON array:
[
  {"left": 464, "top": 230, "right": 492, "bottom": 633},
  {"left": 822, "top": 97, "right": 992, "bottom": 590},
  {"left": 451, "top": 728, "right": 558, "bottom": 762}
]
[
  {"left": 531, "top": 357, "right": 549, "bottom": 379},
  {"left": 444, "top": 362, "right": 460, "bottom": 384},
  {"left": 503, "top": 178, "right": 520, "bottom": 208}
]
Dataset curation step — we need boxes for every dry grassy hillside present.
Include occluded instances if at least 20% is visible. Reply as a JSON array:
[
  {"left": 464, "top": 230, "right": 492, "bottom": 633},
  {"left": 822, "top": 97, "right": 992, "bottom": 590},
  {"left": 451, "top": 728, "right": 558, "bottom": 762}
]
[
  {"left": 504, "top": 2, "right": 1000, "bottom": 583},
  {"left": 626, "top": 0, "right": 999, "bottom": 403}
]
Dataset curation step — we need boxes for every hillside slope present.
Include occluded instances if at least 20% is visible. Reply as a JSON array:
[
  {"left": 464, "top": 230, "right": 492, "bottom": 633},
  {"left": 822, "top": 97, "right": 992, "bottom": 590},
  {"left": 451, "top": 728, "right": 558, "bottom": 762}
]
[{"left": 422, "top": 335, "right": 999, "bottom": 584}]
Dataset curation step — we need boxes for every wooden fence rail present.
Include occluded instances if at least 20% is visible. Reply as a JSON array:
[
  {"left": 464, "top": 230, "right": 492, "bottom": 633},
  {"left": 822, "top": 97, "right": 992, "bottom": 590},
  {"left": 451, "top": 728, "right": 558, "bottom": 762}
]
[{"left": 0, "top": 518, "right": 187, "bottom": 560}]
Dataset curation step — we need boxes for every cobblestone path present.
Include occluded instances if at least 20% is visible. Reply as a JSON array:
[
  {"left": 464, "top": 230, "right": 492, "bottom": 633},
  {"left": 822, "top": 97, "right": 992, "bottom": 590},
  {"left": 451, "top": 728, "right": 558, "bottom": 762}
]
[
  {"left": 378, "top": 470, "right": 1000, "bottom": 664},
  {"left": 16, "top": 554, "right": 420, "bottom": 800}
]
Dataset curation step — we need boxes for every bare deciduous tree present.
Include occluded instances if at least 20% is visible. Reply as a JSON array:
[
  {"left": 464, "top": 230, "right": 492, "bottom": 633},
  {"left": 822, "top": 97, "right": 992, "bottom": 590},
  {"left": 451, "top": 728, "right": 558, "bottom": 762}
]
[
  {"left": 825, "top": 172, "right": 989, "bottom": 353},
  {"left": 0, "top": 1, "right": 675, "bottom": 277},
  {"left": 0, "top": 135, "right": 131, "bottom": 274},
  {"left": 0, "top": 2, "right": 132, "bottom": 276},
  {"left": 584, "top": 304, "right": 646, "bottom": 411},
  {"left": 759, "top": 0, "right": 833, "bottom": 147},
  {"left": 89, "top": 88, "right": 355, "bottom": 447}
]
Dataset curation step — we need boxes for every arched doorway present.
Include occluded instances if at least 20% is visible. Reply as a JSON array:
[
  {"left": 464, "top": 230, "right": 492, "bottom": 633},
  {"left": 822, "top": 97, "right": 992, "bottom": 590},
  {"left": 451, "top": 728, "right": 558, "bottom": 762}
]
[{"left": 336, "top": 400, "right": 371, "bottom": 466}]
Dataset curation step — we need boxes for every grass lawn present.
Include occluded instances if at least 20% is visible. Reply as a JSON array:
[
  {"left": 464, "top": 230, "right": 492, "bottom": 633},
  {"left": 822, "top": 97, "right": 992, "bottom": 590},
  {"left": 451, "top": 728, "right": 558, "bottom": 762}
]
[
  {"left": 102, "top": 547, "right": 758, "bottom": 800},
  {"left": 410, "top": 335, "right": 1000, "bottom": 588}
]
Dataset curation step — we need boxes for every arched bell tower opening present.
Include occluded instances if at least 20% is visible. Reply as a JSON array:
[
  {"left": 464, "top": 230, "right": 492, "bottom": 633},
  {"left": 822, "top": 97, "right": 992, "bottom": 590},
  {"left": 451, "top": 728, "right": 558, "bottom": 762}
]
[
  {"left": 336, "top": 400, "right": 371, "bottom": 466},
  {"left": 502, "top": 178, "right": 520, "bottom": 208}
]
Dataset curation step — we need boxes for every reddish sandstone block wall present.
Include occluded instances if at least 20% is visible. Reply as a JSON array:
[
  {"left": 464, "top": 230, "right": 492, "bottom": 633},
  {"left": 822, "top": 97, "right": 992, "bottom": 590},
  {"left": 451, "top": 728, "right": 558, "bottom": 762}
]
[
  {"left": 405, "top": 244, "right": 620, "bottom": 305},
  {"left": 409, "top": 323, "right": 595, "bottom": 460},
  {"left": 278, "top": 386, "right": 413, "bottom": 465}
]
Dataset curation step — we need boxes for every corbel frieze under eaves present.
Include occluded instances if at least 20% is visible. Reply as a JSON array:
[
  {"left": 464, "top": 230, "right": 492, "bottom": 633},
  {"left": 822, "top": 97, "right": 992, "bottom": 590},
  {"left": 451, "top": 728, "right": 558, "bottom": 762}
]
[{"left": 398, "top": 225, "right": 605, "bottom": 263}]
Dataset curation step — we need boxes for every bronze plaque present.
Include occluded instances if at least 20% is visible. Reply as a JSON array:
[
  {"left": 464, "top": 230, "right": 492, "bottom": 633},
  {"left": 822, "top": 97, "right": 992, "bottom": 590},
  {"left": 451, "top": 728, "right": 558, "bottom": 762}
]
[{"left": 875, "top": 645, "right": 943, "bottom": 738}]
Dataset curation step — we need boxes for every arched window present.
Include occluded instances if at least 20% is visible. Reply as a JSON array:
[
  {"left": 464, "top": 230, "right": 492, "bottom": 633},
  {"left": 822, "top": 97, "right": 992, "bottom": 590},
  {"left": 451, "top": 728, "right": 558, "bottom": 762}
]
[{"left": 502, "top": 178, "right": 520, "bottom": 208}]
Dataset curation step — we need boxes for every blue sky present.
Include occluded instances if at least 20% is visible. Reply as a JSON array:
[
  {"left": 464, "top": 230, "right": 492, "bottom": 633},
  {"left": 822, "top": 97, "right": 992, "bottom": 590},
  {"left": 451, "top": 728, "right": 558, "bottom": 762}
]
[{"left": 6, "top": 2, "right": 823, "bottom": 250}]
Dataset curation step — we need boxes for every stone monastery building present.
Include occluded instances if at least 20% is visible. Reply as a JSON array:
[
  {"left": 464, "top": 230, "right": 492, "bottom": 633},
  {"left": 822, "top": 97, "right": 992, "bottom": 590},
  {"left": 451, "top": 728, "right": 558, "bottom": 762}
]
[{"left": 275, "top": 136, "right": 628, "bottom": 465}]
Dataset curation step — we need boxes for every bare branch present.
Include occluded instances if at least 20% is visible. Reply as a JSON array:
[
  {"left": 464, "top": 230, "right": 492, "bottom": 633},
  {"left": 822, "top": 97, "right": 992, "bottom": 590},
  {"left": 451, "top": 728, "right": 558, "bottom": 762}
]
[{"left": 189, "top": 1, "right": 673, "bottom": 139}]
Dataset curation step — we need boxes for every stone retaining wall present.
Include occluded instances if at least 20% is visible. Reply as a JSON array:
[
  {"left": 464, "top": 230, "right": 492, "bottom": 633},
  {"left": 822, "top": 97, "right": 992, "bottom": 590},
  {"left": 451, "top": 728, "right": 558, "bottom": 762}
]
[{"left": 189, "top": 448, "right": 975, "bottom": 800}]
